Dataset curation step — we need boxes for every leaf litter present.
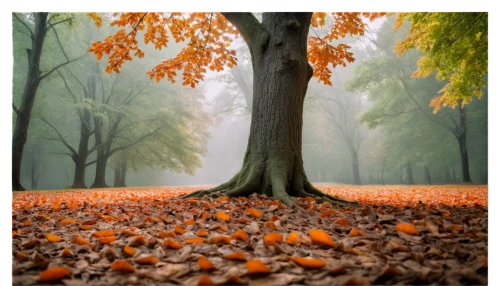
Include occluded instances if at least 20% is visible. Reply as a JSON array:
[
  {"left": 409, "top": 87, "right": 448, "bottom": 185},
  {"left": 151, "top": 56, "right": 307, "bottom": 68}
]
[{"left": 13, "top": 185, "right": 487, "bottom": 285}]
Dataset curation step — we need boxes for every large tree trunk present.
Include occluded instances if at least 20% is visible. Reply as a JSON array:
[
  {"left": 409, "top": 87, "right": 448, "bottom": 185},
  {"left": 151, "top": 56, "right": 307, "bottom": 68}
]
[
  {"left": 186, "top": 13, "right": 352, "bottom": 206},
  {"left": 406, "top": 162, "right": 415, "bottom": 185},
  {"left": 72, "top": 158, "right": 87, "bottom": 189},
  {"left": 424, "top": 165, "right": 432, "bottom": 185},
  {"left": 91, "top": 119, "right": 109, "bottom": 188},
  {"left": 72, "top": 110, "right": 92, "bottom": 189},
  {"left": 12, "top": 13, "right": 48, "bottom": 191}
]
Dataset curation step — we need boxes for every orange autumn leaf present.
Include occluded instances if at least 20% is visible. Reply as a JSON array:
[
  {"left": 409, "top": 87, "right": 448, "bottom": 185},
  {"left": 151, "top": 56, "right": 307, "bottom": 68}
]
[
  {"left": 123, "top": 246, "right": 136, "bottom": 257},
  {"left": 135, "top": 256, "right": 160, "bottom": 265},
  {"left": 216, "top": 211, "right": 230, "bottom": 222},
  {"left": 231, "top": 229, "right": 249, "bottom": 242},
  {"left": 92, "top": 229, "right": 114, "bottom": 238},
  {"left": 23, "top": 220, "right": 32, "bottom": 226},
  {"left": 174, "top": 225, "right": 187, "bottom": 235},
  {"left": 209, "top": 235, "right": 231, "bottom": 244},
  {"left": 198, "top": 274, "right": 212, "bottom": 286},
  {"left": 60, "top": 248, "right": 73, "bottom": 257},
  {"left": 224, "top": 251, "right": 247, "bottom": 261},
  {"left": 237, "top": 217, "right": 252, "bottom": 224},
  {"left": 110, "top": 259, "right": 135, "bottom": 272},
  {"left": 198, "top": 256, "right": 215, "bottom": 271},
  {"left": 246, "top": 259, "right": 271, "bottom": 274},
  {"left": 185, "top": 219, "right": 196, "bottom": 225},
  {"left": 100, "top": 235, "right": 116, "bottom": 244},
  {"left": 129, "top": 235, "right": 146, "bottom": 246},
  {"left": 445, "top": 224, "right": 465, "bottom": 232},
  {"left": 38, "top": 267, "right": 71, "bottom": 282},
  {"left": 81, "top": 219, "right": 97, "bottom": 225},
  {"left": 289, "top": 256, "right": 326, "bottom": 269},
  {"left": 395, "top": 223, "right": 420, "bottom": 235},
  {"left": 264, "top": 221, "right": 276, "bottom": 229},
  {"left": 334, "top": 218, "right": 351, "bottom": 227},
  {"left": 45, "top": 233, "right": 62, "bottom": 242},
  {"left": 60, "top": 219, "right": 76, "bottom": 226},
  {"left": 348, "top": 227, "right": 365, "bottom": 237},
  {"left": 264, "top": 233, "right": 283, "bottom": 245},
  {"left": 80, "top": 225, "right": 93, "bottom": 230},
  {"left": 73, "top": 237, "right": 92, "bottom": 246},
  {"left": 245, "top": 208, "right": 263, "bottom": 219},
  {"left": 158, "top": 230, "right": 169, "bottom": 238},
  {"left": 121, "top": 230, "right": 137, "bottom": 237},
  {"left": 309, "top": 229, "right": 336, "bottom": 247},
  {"left": 286, "top": 232, "right": 300, "bottom": 245},
  {"left": 12, "top": 231, "right": 19, "bottom": 238},
  {"left": 196, "top": 229, "right": 209, "bottom": 237},
  {"left": 217, "top": 196, "right": 230, "bottom": 203},
  {"left": 210, "top": 224, "right": 229, "bottom": 232},
  {"left": 201, "top": 212, "right": 211, "bottom": 220},
  {"left": 165, "top": 239, "right": 183, "bottom": 249},
  {"left": 184, "top": 237, "right": 205, "bottom": 244}
]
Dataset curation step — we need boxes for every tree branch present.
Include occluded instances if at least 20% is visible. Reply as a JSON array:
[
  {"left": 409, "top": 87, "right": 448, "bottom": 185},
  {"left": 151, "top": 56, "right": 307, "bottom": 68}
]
[
  {"left": 12, "top": 103, "right": 21, "bottom": 116},
  {"left": 13, "top": 13, "right": 33, "bottom": 39},
  {"left": 46, "top": 18, "right": 72, "bottom": 31},
  {"left": 39, "top": 116, "right": 77, "bottom": 156},
  {"left": 48, "top": 25, "right": 69, "bottom": 61},
  {"left": 86, "top": 159, "right": 97, "bottom": 166},
  {"left": 40, "top": 54, "right": 85, "bottom": 80},
  {"left": 107, "top": 127, "right": 161, "bottom": 159}
]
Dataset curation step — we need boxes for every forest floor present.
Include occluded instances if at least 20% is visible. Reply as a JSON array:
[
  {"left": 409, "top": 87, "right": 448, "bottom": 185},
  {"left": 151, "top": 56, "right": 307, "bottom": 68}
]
[{"left": 12, "top": 185, "right": 488, "bottom": 285}]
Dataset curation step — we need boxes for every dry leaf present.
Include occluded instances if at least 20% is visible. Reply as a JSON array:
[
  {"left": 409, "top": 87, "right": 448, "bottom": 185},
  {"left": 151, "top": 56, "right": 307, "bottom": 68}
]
[
  {"left": 45, "top": 233, "right": 62, "bottom": 242},
  {"left": 135, "top": 256, "right": 160, "bottom": 265},
  {"left": 38, "top": 267, "right": 71, "bottom": 282},
  {"left": 216, "top": 211, "right": 230, "bottom": 222},
  {"left": 246, "top": 259, "right": 271, "bottom": 274},
  {"left": 395, "top": 223, "right": 419, "bottom": 235},
  {"left": 309, "top": 229, "right": 336, "bottom": 247},
  {"left": 231, "top": 229, "right": 249, "bottom": 242},
  {"left": 224, "top": 251, "right": 247, "bottom": 261},
  {"left": 198, "top": 256, "right": 215, "bottom": 271},
  {"left": 245, "top": 208, "right": 263, "bottom": 219},
  {"left": 264, "top": 233, "right": 283, "bottom": 245},
  {"left": 110, "top": 260, "right": 135, "bottom": 272},
  {"left": 289, "top": 256, "right": 326, "bottom": 269}
]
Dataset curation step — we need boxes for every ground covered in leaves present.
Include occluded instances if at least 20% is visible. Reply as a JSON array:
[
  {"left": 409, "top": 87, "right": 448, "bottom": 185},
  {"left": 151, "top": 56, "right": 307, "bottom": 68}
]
[{"left": 13, "top": 185, "right": 488, "bottom": 285}]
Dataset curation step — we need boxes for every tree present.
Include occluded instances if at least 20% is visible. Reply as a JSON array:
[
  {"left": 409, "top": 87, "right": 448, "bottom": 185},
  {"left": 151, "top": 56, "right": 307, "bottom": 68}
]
[
  {"left": 346, "top": 16, "right": 485, "bottom": 183},
  {"left": 12, "top": 13, "right": 82, "bottom": 190},
  {"left": 394, "top": 12, "right": 488, "bottom": 112},
  {"left": 89, "top": 12, "right": 384, "bottom": 206}
]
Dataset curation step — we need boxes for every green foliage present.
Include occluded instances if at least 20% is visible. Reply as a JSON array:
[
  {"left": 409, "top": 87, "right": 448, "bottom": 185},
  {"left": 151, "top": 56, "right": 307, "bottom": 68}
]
[{"left": 395, "top": 12, "right": 488, "bottom": 112}]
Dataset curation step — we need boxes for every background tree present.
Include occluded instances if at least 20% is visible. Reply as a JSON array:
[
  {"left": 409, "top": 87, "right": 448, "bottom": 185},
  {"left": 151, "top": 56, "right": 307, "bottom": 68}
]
[{"left": 12, "top": 13, "right": 82, "bottom": 190}]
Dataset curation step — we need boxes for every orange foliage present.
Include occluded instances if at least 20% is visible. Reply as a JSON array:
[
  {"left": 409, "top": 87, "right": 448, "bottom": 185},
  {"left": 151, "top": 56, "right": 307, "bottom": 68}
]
[
  {"left": 110, "top": 260, "right": 136, "bottom": 272},
  {"left": 395, "top": 223, "right": 420, "bottom": 235},
  {"left": 198, "top": 256, "right": 215, "bottom": 271},
  {"left": 100, "top": 236, "right": 116, "bottom": 244},
  {"left": 135, "top": 256, "right": 160, "bottom": 265},
  {"left": 60, "top": 248, "right": 73, "bottom": 257},
  {"left": 348, "top": 227, "right": 365, "bottom": 237},
  {"left": 209, "top": 235, "right": 231, "bottom": 244},
  {"left": 246, "top": 259, "right": 271, "bottom": 274},
  {"left": 264, "top": 221, "right": 276, "bottom": 229},
  {"left": 231, "top": 229, "right": 249, "bottom": 242},
  {"left": 216, "top": 211, "right": 230, "bottom": 222},
  {"left": 45, "top": 233, "right": 62, "bottom": 242},
  {"left": 224, "top": 251, "right": 247, "bottom": 261},
  {"left": 38, "top": 267, "right": 71, "bottom": 282},
  {"left": 80, "top": 225, "right": 93, "bottom": 230},
  {"left": 81, "top": 219, "right": 97, "bottom": 225},
  {"left": 185, "top": 219, "right": 196, "bottom": 225},
  {"left": 60, "top": 219, "right": 76, "bottom": 226},
  {"left": 237, "top": 217, "right": 252, "bottom": 224},
  {"left": 309, "top": 229, "right": 336, "bottom": 247},
  {"left": 130, "top": 235, "right": 147, "bottom": 246},
  {"left": 184, "top": 237, "right": 205, "bottom": 244},
  {"left": 286, "top": 232, "right": 300, "bottom": 245},
  {"left": 264, "top": 233, "right": 283, "bottom": 245},
  {"left": 289, "top": 256, "right": 326, "bottom": 269},
  {"left": 92, "top": 230, "right": 114, "bottom": 238},
  {"left": 245, "top": 208, "right": 263, "bottom": 219},
  {"left": 165, "top": 239, "right": 183, "bottom": 249},
  {"left": 175, "top": 225, "right": 187, "bottom": 235},
  {"left": 198, "top": 275, "right": 212, "bottom": 286},
  {"left": 73, "top": 237, "right": 92, "bottom": 246},
  {"left": 196, "top": 229, "right": 209, "bottom": 237},
  {"left": 123, "top": 246, "right": 136, "bottom": 257},
  {"left": 334, "top": 218, "right": 351, "bottom": 227}
]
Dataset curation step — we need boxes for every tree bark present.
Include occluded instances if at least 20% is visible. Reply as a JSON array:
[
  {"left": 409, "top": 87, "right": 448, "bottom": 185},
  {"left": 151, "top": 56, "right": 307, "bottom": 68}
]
[
  {"left": 350, "top": 148, "right": 362, "bottom": 185},
  {"left": 72, "top": 109, "right": 92, "bottom": 188},
  {"left": 406, "top": 162, "right": 415, "bottom": 185},
  {"left": 456, "top": 105, "right": 472, "bottom": 183},
  {"left": 424, "top": 165, "right": 432, "bottom": 185},
  {"left": 12, "top": 13, "right": 48, "bottom": 191},
  {"left": 114, "top": 166, "right": 121, "bottom": 187},
  {"left": 186, "top": 13, "right": 353, "bottom": 206},
  {"left": 72, "top": 158, "right": 87, "bottom": 189},
  {"left": 91, "top": 117, "right": 109, "bottom": 188},
  {"left": 451, "top": 168, "right": 457, "bottom": 183},
  {"left": 119, "top": 158, "right": 127, "bottom": 187}
]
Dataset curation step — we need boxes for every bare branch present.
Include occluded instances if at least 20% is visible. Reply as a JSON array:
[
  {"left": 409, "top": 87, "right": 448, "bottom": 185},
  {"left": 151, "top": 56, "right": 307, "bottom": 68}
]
[
  {"left": 13, "top": 13, "right": 33, "bottom": 39},
  {"left": 46, "top": 18, "right": 72, "bottom": 31},
  {"left": 12, "top": 103, "right": 21, "bottom": 116},
  {"left": 221, "top": 13, "right": 264, "bottom": 49},
  {"left": 39, "top": 117, "right": 77, "bottom": 156},
  {"left": 13, "top": 26, "right": 32, "bottom": 39},
  {"left": 40, "top": 54, "right": 85, "bottom": 80},
  {"left": 86, "top": 159, "right": 97, "bottom": 166},
  {"left": 107, "top": 127, "right": 161, "bottom": 158},
  {"left": 48, "top": 25, "right": 69, "bottom": 61}
]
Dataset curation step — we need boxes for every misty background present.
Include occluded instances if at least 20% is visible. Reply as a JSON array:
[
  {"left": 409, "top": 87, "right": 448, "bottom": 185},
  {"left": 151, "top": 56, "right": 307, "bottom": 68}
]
[{"left": 12, "top": 13, "right": 488, "bottom": 190}]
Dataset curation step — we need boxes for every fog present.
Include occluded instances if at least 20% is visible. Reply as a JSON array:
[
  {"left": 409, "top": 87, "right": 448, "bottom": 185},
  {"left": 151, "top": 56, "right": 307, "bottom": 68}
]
[{"left": 12, "top": 13, "right": 488, "bottom": 190}]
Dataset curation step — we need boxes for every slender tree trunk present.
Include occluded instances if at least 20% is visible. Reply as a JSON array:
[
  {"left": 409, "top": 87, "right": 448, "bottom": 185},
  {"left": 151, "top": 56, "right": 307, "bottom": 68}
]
[
  {"left": 424, "top": 165, "right": 432, "bottom": 185},
  {"left": 91, "top": 119, "right": 109, "bottom": 188},
  {"left": 12, "top": 13, "right": 48, "bottom": 191},
  {"left": 399, "top": 169, "right": 403, "bottom": 184},
  {"left": 114, "top": 167, "right": 121, "bottom": 187},
  {"left": 444, "top": 168, "right": 452, "bottom": 183},
  {"left": 72, "top": 110, "right": 92, "bottom": 188},
  {"left": 381, "top": 158, "right": 386, "bottom": 185},
  {"left": 119, "top": 159, "right": 127, "bottom": 187},
  {"left": 350, "top": 149, "right": 362, "bottom": 185},
  {"left": 406, "top": 162, "right": 415, "bottom": 185},
  {"left": 456, "top": 105, "right": 472, "bottom": 183},
  {"left": 451, "top": 168, "right": 457, "bottom": 183}
]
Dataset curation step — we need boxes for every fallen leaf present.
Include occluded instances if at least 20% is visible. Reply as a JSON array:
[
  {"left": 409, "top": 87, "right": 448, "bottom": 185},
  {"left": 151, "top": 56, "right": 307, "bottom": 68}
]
[
  {"left": 73, "top": 236, "right": 92, "bottom": 246},
  {"left": 264, "top": 233, "right": 283, "bottom": 245},
  {"left": 60, "top": 219, "right": 76, "bottom": 226},
  {"left": 198, "top": 275, "right": 212, "bottom": 285},
  {"left": 334, "top": 218, "right": 351, "bottom": 227},
  {"left": 165, "top": 239, "right": 183, "bottom": 249},
  {"left": 185, "top": 237, "right": 205, "bottom": 244},
  {"left": 209, "top": 235, "right": 231, "bottom": 244},
  {"left": 224, "top": 251, "right": 247, "bottom": 261},
  {"left": 216, "top": 211, "right": 230, "bottom": 222},
  {"left": 348, "top": 227, "right": 365, "bottom": 237},
  {"left": 246, "top": 259, "right": 271, "bottom": 274},
  {"left": 92, "top": 229, "right": 114, "bottom": 238},
  {"left": 286, "top": 232, "right": 300, "bottom": 245},
  {"left": 45, "top": 233, "right": 62, "bottom": 242},
  {"left": 135, "top": 256, "right": 160, "bottom": 265},
  {"left": 123, "top": 246, "right": 136, "bottom": 257},
  {"left": 110, "top": 260, "right": 135, "bottom": 272},
  {"left": 175, "top": 225, "right": 187, "bottom": 235},
  {"left": 245, "top": 208, "right": 263, "bottom": 219},
  {"left": 395, "top": 223, "right": 419, "bottom": 235},
  {"left": 289, "top": 256, "right": 326, "bottom": 269},
  {"left": 100, "top": 236, "right": 116, "bottom": 244},
  {"left": 231, "top": 229, "right": 249, "bottom": 242},
  {"left": 309, "top": 229, "right": 336, "bottom": 247},
  {"left": 196, "top": 229, "right": 209, "bottom": 237},
  {"left": 38, "top": 267, "right": 71, "bottom": 282},
  {"left": 198, "top": 256, "right": 215, "bottom": 271}
]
